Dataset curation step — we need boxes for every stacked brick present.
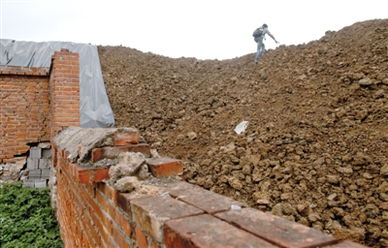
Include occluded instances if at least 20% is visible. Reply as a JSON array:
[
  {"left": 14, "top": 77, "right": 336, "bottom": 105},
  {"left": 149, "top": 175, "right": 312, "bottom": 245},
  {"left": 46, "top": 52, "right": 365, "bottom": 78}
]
[
  {"left": 23, "top": 144, "right": 52, "bottom": 188},
  {"left": 0, "top": 49, "right": 79, "bottom": 164},
  {"left": 53, "top": 128, "right": 368, "bottom": 248},
  {"left": 0, "top": 66, "right": 50, "bottom": 163},
  {"left": 49, "top": 49, "right": 80, "bottom": 140}
]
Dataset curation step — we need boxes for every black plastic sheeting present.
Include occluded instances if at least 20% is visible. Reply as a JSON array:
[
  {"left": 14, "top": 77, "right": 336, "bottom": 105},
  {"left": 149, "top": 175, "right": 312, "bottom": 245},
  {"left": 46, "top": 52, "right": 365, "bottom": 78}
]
[{"left": 0, "top": 39, "right": 115, "bottom": 128}]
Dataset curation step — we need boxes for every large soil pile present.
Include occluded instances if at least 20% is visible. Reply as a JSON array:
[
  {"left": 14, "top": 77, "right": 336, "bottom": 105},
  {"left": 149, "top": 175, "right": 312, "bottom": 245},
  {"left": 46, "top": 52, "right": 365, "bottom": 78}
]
[{"left": 99, "top": 19, "right": 388, "bottom": 247}]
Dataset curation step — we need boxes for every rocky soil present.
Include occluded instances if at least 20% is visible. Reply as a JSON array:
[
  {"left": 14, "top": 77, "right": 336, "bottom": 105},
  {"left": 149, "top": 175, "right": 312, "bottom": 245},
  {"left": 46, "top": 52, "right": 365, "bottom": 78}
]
[{"left": 99, "top": 19, "right": 388, "bottom": 247}]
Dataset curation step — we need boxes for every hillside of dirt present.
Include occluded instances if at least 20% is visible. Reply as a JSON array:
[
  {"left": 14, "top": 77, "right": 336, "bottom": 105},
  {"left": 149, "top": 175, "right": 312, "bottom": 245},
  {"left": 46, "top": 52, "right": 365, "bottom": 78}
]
[{"left": 99, "top": 19, "right": 388, "bottom": 247}]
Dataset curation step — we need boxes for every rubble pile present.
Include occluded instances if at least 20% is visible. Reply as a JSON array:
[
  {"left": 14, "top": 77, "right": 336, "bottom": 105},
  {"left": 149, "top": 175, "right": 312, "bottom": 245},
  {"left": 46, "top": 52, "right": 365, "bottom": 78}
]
[{"left": 99, "top": 19, "right": 388, "bottom": 247}]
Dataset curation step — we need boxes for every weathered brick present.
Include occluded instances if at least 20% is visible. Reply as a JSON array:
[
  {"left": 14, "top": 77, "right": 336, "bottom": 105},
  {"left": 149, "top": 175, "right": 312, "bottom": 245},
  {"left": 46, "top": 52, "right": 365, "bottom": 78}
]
[
  {"left": 27, "top": 157, "right": 39, "bottom": 169},
  {"left": 164, "top": 181, "right": 245, "bottom": 213},
  {"left": 164, "top": 214, "right": 277, "bottom": 248},
  {"left": 116, "top": 193, "right": 132, "bottom": 213},
  {"left": 324, "top": 241, "right": 368, "bottom": 248},
  {"left": 29, "top": 147, "right": 42, "bottom": 159},
  {"left": 114, "top": 211, "right": 133, "bottom": 237},
  {"left": 135, "top": 227, "right": 149, "bottom": 248},
  {"left": 42, "top": 149, "right": 52, "bottom": 159},
  {"left": 39, "top": 158, "right": 51, "bottom": 168},
  {"left": 76, "top": 166, "right": 110, "bottom": 184},
  {"left": 131, "top": 195, "right": 203, "bottom": 242},
  {"left": 114, "top": 130, "right": 140, "bottom": 146},
  {"left": 115, "top": 143, "right": 151, "bottom": 156},
  {"left": 146, "top": 157, "right": 183, "bottom": 178},
  {"left": 41, "top": 168, "right": 50, "bottom": 179},
  {"left": 23, "top": 179, "right": 35, "bottom": 187},
  {"left": 215, "top": 208, "right": 337, "bottom": 248},
  {"left": 34, "top": 179, "right": 47, "bottom": 188},
  {"left": 28, "top": 169, "right": 41, "bottom": 178}
]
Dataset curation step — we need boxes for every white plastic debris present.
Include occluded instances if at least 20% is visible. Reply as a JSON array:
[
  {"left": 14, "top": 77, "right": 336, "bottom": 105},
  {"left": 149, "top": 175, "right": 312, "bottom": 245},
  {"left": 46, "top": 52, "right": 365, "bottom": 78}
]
[
  {"left": 234, "top": 121, "right": 249, "bottom": 135},
  {"left": 230, "top": 204, "right": 242, "bottom": 210}
]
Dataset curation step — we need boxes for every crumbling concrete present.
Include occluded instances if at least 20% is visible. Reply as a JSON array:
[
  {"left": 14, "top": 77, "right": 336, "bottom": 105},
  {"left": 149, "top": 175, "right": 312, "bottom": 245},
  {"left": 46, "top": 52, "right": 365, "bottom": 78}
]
[{"left": 54, "top": 127, "right": 139, "bottom": 163}]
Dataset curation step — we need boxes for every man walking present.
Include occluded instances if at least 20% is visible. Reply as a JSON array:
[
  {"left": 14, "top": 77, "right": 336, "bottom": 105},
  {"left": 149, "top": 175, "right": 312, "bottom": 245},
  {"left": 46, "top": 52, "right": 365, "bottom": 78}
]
[{"left": 253, "top": 24, "right": 279, "bottom": 63}]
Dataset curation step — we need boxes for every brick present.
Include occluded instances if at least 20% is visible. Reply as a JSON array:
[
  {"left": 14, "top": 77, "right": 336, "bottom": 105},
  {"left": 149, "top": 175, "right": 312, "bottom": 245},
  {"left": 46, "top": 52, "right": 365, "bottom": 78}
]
[
  {"left": 34, "top": 179, "right": 47, "bottom": 188},
  {"left": 42, "top": 149, "right": 52, "bottom": 159},
  {"left": 96, "top": 182, "right": 118, "bottom": 203},
  {"left": 28, "top": 169, "right": 41, "bottom": 178},
  {"left": 91, "top": 144, "right": 151, "bottom": 162},
  {"left": 324, "top": 241, "right": 368, "bottom": 248},
  {"left": 114, "top": 130, "right": 140, "bottom": 146},
  {"left": 116, "top": 193, "right": 132, "bottom": 213},
  {"left": 146, "top": 157, "right": 183, "bottom": 178},
  {"left": 41, "top": 168, "right": 50, "bottom": 179},
  {"left": 27, "top": 157, "right": 39, "bottom": 169},
  {"left": 116, "top": 144, "right": 151, "bottom": 156},
  {"left": 131, "top": 195, "right": 203, "bottom": 242},
  {"left": 164, "top": 181, "right": 245, "bottom": 214},
  {"left": 135, "top": 227, "right": 148, "bottom": 248},
  {"left": 215, "top": 208, "right": 337, "bottom": 248},
  {"left": 91, "top": 148, "right": 104, "bottom": 162},
  {"left": 164, "top": 214, "right": 277, "bottom": 248},
  {"left": 39, "top": 158, "right": 51, "bottom": 168},
  {"left": 114, "top": 211, "right": 133, "bottom": 237},
  {"left": 30, "top": 147, "right": 42, "bottom": 158},
  {"left": 76, "top": 166, "right": 110, "bottom": 184},
  {"left": 23, "top": 179, "right": 35, "bottom": 187}
]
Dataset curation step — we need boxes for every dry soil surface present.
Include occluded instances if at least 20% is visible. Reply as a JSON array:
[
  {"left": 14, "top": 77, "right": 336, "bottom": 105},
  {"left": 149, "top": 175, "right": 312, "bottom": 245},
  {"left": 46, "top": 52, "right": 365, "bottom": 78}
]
[{"left": 99, "top": 19, "right": 388, "bottom": 247}]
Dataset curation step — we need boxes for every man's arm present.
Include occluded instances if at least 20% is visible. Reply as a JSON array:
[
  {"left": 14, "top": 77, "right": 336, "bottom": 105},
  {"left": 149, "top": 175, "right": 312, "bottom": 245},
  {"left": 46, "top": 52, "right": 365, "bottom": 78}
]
[{"left": 266, "top": 31, "right": 279, "bottom": 44}]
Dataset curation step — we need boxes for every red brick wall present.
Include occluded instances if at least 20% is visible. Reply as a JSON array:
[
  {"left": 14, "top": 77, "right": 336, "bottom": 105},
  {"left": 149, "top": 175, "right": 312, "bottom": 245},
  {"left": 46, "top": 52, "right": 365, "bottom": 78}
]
[
  {"left": 49, "top": 49, "right": 80, "bottom": 140},
  {"left": 0, "top": 67, "right": 50, "bottom": 162},
  {"left": 0, "top": 49, "right": 80, "bottom": 163},
  {"left": 53, "top": 129, "right": 367, "bottom": 248}
]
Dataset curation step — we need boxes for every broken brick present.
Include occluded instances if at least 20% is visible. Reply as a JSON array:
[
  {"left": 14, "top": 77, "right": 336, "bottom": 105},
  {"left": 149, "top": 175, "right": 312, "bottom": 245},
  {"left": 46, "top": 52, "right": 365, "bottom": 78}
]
[
  {"left": 164, "top": 214, "right": 277, "bottom": 248},
  {"left": 215, "top": 208, "right": 336, "bottom": 248},
  {"left": 131, "top": 195, "right": 203, "bottom": 242},
  {"left": 146, "top": 157, "right": 183, "bottom": 178},
  {"left": 163, "top": 181, "right": 245, "bottom": 214},
  {"left": 76, "top": 166, "right": 110, "bottom": 184},
  {"left": 114, "top": 130, "right": 140, "bottom": 146}
]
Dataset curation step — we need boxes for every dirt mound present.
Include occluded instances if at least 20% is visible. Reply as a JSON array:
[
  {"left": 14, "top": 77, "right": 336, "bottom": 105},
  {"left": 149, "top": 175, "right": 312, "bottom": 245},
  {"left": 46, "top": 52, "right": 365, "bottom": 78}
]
[{"left": 99, "top": 19, "right": 388, "bottom": 247}]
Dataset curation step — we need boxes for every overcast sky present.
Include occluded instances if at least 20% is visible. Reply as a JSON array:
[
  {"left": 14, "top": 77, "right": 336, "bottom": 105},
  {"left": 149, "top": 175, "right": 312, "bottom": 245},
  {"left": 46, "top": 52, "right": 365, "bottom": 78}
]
[{"left": 1, "top": 0, "right": 387, "bottom": 60}]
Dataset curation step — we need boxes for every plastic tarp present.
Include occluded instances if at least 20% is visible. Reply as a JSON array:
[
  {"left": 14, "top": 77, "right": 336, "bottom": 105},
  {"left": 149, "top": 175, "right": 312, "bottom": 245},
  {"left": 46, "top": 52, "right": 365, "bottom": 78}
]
[{"left": 0, "top": 39, "right": 115, "bottom": 128}]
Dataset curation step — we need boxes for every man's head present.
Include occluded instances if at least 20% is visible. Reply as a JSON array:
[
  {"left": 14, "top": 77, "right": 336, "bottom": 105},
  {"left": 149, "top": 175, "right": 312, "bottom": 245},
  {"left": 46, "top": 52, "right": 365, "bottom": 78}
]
[{"left": 262, "top": 24, "right": 268, "bottom": 28}]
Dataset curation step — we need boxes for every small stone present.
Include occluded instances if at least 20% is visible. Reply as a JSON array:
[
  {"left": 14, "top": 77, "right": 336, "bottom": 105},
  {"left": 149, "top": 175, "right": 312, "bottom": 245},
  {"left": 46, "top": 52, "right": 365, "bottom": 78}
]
[
  {"left": 358, "top": 77, "right": 373, "bottom": 86},
  {"left": 114, "top": 176, "right": 139, "bottom": 192},
  {"left": 337, "top": 167, "right": 353, "bottom": 174},
  {"left": 362, "top": 172, "right": 374, "bottom": 179},
  {"left": 228, "top": 177, "right": 243, "bottom": 190},
  {"left": 137, "top": 164, "right": 150, "bottom": 180},
  {"left": 256, "top": 199, "right": 270, "bottom": 205},
  {"left": 380, "top": 164, "right": 388, "bottom": 176},
  {"left": 308, "top": 212, "right": 321, "bottom": 222},
  {"left": 186, "top": 131, "right": 197, "bottom": 140},
  {"left": 242, "top": 164, "right": 252, "bottom": 175},
  {"left": 220, "top": 142, "right": 236, "bottom": 154},
  {"left": 327, "top": 193, "right": 338, "bottom": 201},
  {"left": 271, "top": 203, "right": 283, "bottom": 216},
  {"left": 327, "top": 175, "right": 340, "bottom": 184},
  {"left": 280, "top": 193, "right": 291, "bottom": 200}
]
